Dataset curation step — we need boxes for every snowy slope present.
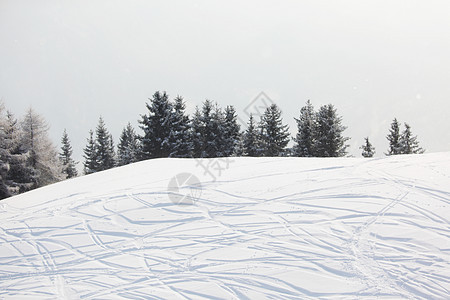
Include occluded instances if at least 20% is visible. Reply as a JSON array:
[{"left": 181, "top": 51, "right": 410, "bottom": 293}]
[{"left": 0, "top": 154, "right": 449, "bottom": 299}]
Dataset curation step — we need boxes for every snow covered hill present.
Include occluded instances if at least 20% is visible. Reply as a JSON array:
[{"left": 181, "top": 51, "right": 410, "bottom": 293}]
[{"left": 0, "top": 154, "right": 449, "bottom": 299}]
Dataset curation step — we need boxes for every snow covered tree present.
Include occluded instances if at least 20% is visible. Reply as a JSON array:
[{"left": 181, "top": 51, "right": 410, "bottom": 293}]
[
  {"left": 210, "top": 104, "right": 227, "bottom": 157},
  {"left": 21, "top": 108, "right": 63, "bottom": 187},
  {"left": 2, "top": 111, "right": 34, "bottom": 194},
  {"left": 258, "top": 104, "right": 290, "bottom": 157},
  {"left": 139, "top": 91, "right": 173, "bottom": 159},
  {"left": 234, "top": 135, "right": 245, "bottom": 157},
  {"left": 168, "top": 96, "right": 192, "bottom": 158},
  {"left": 117, "top": 123, "right": 140, "bottom": 166},
  {"left": 0, "top": 105, "right": 11, "bottom": 199},
  {"left": 189, "top": 100, "right": 231, "bottom": 158},
  {"left": 59, "top": 129, "right": 78, "bottom": 179},
  {"left": 201, "top": 100, "right": 217, "bottom": 157},
  {"left": 83, "top": 130, "right": 97, "bottom": 175},
  {"left": 243, "top": 114, "right": 260, "bottom": 156},
  {"left": 223, "top": 105, "right": 241, "bottom": 156},
  {"left": 293, "top": 100, "right": 316, "bottom": 157},
  {"left": 360, "top": 137, "right": 375, "bottom": 158},
  {"left": 386, "top": 118, "right": 402, "bottom": 155},
  {"left": 190, "top": 106, "right": 203, "bottom": 158},
  {"left": 314, "top": 104, "right": 349, "bottom": 157},
  {"left": 399, "top": 123, "right": 424, "bottom": 154},
  {"left": 194, "top": 100, "right": 217, "bottom": 158},
  {"left": 94, "top": 117, "right": 116, "bottom": 171}
]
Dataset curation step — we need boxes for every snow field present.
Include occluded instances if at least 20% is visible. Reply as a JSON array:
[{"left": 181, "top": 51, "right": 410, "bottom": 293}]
[{"left": 0, "top": 153, "right": 449, "bottom": 299}]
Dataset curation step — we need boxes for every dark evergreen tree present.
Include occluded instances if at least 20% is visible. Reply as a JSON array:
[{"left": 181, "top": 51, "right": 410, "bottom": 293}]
[
  {"left": 168, "top": 96, "right": 192, "bottom": 158},
  {"left": 199, "top": 100, "right": 216, "bottom": 158},
  {"left": 117, "top": 123, "right": 140, "bottom": 166},
  {"left": 314, "top": 104, "right": 349, "bottom": 157},
  {"left": 360, "top": 137, "right": 375, "bottom": 158},
  {"left": 234, "top": 135, "right": 245, "bottom": 156},
  {"left": 293, "top": 100, "right": 316, "bottom": 157},
  {"left": 0, "top": 162, "right": 9, "bottom": 199},
  {"left": 386, "top": 118, "right": 402, "bottom": 155},
  {"left": 190, "top": 106, "right": 203, "bottom": 158},
  {"left": 139, "top": 91, "right": 173, "bottom": 159},
  {"left": 59, "top": 129, "right": 78, "bottom": 179},
  {"left": 94, "top": 117, "right": 115, "bottom": 171},
  {"left": 0, "top": 105, "right": 11, "bottom": 199},
  {"left": 223, "top": 105, "right": 241, "bottom": 156},
  {"left": 3, "top": 111, "right": 34, "bottom": 194},
  {"left": 258, "top": 104, "right": 290, "bottom": 157},
  {"left": 210, "top": 104, "right": 227, "bottom": 157},
  {"left": 83, "top": 130, "right": 97, "bottom": 175},
  {"left": 400, "top": 123, "right": 424, "bottom": 154},
  {"left": 243, "top": 114, "right": 259, "bottom": 156},
  {"left": 189, "top": 100, "right": 230, "bottom": 158}
]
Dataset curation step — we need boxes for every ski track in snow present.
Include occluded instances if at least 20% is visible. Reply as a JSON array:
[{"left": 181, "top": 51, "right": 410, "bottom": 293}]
[{"left": 0, "top": 154, "right": 449, "bottom": 299}]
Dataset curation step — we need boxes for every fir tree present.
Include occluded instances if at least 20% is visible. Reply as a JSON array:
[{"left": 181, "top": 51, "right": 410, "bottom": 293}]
[
  {"left": 3, "top": 111, "right": 34, "bottom": 194},
  {"left": 386, "top": 118, "right": 402, "bottom": 155},
  {"left": 223, "top": 105, "right": 241, "bottom": 156},
  {"left": 200, "top": 100, "right": 216, "bottom": 158},
  {"left": 0, "top": 105, "right": 11, "bottom": 199},
  {"left": 83, "top": 130, "right": 97, "bottom": 175},
  {"left": 360, "top": 137, "right": 375, "bottom": 158},
  {"left": 168, "top": 96, "right": 192, "bottom": 158},
  {"left": 400, "top": 123, "right": 424, "bottom": 154},
  {"left": 190, "top": 106, "right": 203, "bottom": 158},
  {"left": 117, "top": 123, "right": 140, "bottom": 166},
  {"left": 59, "top": 129, "right": 78, "bottom": 179},
  {"left": 234, "top": 135, "right": 245, "bottom": 157},
  {"left": 293, "top": 100, "right": 316, "bottom": 157},
  {"left": 94, "top": 117, "right": 116, "bottom": 171},
  {"left": 189, "top": 100, "right": 229, "bottom": 158},
  {"left": 243, "top": 114, "right": 259, "bottom": 156},
  {"left": 314, "top": 104, "right": 349, "bottom": 157},
  {"left": 258, "top": 104, "right": 290, "bottom": 157},
  {"left": 210, "top": 104, "right": 227, "bottom": 157},
  {"left": 139, "top": 91, "right": 173, "bottom": 159}
]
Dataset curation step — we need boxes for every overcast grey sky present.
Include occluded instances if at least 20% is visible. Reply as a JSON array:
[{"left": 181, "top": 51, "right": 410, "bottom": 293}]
[{"left": 1, "top": 0, "right": 449, "bottom": 161}]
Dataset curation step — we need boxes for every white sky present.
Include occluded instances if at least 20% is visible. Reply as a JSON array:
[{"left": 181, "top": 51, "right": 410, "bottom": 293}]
[{"left": 1, "top": 0, "right": 450, "bottom": 161}]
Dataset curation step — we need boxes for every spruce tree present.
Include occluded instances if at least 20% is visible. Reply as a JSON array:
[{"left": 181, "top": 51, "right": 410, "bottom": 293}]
[
  {"left": 94, "top": 117, "right": 116, "bottom": 171},
  {"left": 210, "top": 104, "right": 227, "bottom": 157},
  {"left": 243, "top": 114, "right": 259, "bottom": 156},
  {"left": 168, "top": 96, "right": 192, "bottom": 158},
  {"left": 3, "top": 111, "right": 34, "bottom": 194},
  {"left": 360, "top": 137, "right": 375, "bottom": 158},
  {"left": 258, "top": 104, "right": 290, "bottom": 157},
  {"left": 83, "top": 130, "right": 97, "bottom": 175},
  {"left": 117, "top": 123, "right": 140, "bottom": 166},
  {"left": 386, "top": 118, "right": 402, "bottom": 155},
  {"left": 234, "top": 135, "right": 245, "bottom": 157},
  {"left": 191, "top": 106, "right": 203, "bottom": 158},
  {"left": 139, "top": 91, "right": 173, "bottom": 159},
  {"left": 200, "top": 100, "right": 216, "bottom": 158},
  {"left": 59, "top": 129, "right": 78, "bottom": 179},
  {"left": 0, "top": 105, "right": 11, "bottom": 199},
  {"left": 400, "top": 123, "right": 424, "bottom": 154},
  {"left": 293, "top": 100, "right": 316, "bottom": 157},
  {"left": 223, "top": 105, "right": 241, "bottom": 157},
  {"left": 314, "top": 104, "right": 349, "bottom": 157}
]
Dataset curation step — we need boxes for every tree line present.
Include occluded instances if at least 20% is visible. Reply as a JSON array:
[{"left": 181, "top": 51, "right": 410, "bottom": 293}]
[
  {"left": 81, "top": 92, "right": 352, "bottom": 174},
  {"left": 0, "top": 93, "right": 425, "bottom": 199}
]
